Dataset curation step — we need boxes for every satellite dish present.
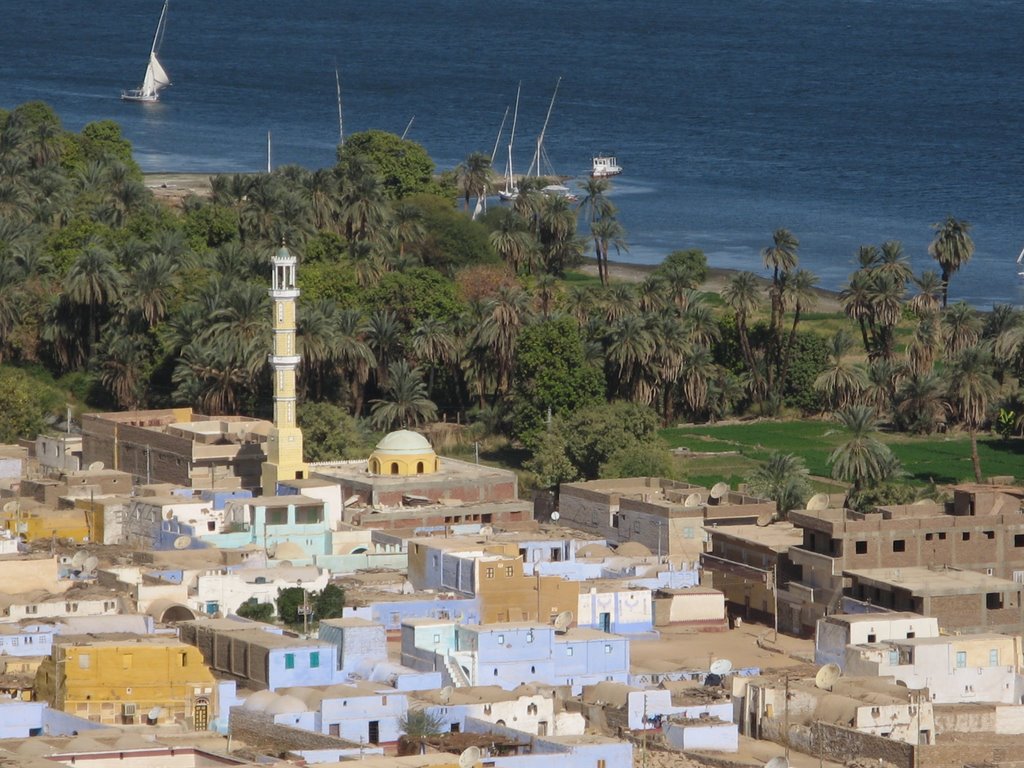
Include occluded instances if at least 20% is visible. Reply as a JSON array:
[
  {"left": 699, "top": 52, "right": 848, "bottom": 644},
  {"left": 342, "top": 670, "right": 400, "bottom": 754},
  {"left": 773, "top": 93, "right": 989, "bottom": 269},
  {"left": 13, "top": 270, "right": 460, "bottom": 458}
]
[
  {"left": 710, "top": 658, "right": 733, "bottom": 676},
  {"left": 172, "top": 535, "right": 192, "bottom": 550},
  {"left": 550, "top": 511, "right": 560, "bottom": 521},
  {"left": 458, "top": 746, "right": 482, "bottom": 768},
  {"left": 83, "top": 556, "right": 99, "bottom": 574},
  {"left": 684, "top": 492, "right": 702, "bottom": 508},
  {"left": 807, "top": 493, "right": 830, "bottom": 511},
  {"left": 814, "top": 663, "right": 842, "bottom": 690},
  {"left": 479, "top": 525, "right": 494, "bottom": 537},
  {"left": 755, "top": 513, "right": 773, "bottom": 527},
  {"left": 553, "top": 610, "right": 574, "bottom": 633},
  {"left": 88, "top": 461, "right": 104, "bottom": 471},
  {"left": 764, "top": 758, "right": 790, "bottom": 768},
  {"left": 710, "top": 482, "right": 729, "bottom": 500},
  {"left": 439, "top": 685, "right": 454, "bottom": 704},
  {"left": 71, "top": 551, "right": 88, "bottom": 569},
  {"left": 2, "top": 501, "right": 17, "bottom": 513},
  {"left": 147, "top": 706, "right": 163, "bottom": 721}
]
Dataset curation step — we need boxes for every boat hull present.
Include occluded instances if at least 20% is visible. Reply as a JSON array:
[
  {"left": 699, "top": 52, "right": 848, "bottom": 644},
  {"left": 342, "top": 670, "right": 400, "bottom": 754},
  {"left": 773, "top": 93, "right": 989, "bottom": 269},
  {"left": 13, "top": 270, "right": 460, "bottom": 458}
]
[{"left": 121, "top": 90, "right": 160, "bottom": 103}]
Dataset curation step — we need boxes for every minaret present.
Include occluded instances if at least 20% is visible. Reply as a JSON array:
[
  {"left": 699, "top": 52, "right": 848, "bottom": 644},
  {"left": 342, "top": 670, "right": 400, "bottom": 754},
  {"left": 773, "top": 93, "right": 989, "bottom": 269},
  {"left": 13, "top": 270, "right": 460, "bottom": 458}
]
[{"left": 260, "top": 242, "right": 306, "bottom": 494}]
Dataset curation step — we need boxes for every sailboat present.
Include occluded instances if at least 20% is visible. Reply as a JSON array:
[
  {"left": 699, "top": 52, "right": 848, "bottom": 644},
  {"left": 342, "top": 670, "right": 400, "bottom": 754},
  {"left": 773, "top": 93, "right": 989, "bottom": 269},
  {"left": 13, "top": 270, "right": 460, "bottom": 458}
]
[
  {"left": 527, "top": 77, "right": 577, "bottom": 201},
  {"left": 498, "top": 83, "right": 522, "bottom": 202},
  {"left": 121, "top": 0, "right": 171, "bottom": 103},
  {"left": 1017, "top": 246, "right": 1024, "bottom": 278}
]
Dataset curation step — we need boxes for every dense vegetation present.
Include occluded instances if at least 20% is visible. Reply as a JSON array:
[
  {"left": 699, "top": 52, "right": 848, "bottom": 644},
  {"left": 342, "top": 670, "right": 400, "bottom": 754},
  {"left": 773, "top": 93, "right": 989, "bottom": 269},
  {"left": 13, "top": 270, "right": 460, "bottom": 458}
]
[{"left": 1, "top": 101, "right": 1022, "bottom": 509}]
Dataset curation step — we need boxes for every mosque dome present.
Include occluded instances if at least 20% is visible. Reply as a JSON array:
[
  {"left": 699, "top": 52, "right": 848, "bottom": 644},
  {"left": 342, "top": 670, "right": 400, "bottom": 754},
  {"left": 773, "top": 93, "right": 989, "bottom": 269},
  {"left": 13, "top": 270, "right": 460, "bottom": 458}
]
[{"left": 368, "top": 429, "right": 438, "bottom": 477}]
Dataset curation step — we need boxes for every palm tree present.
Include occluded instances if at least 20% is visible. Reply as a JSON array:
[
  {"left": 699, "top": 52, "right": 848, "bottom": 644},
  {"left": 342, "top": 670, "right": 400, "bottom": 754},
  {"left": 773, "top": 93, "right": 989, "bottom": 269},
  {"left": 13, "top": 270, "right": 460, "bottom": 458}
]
[
  {"left": 895, "top": 370, "right": 948, "bottom": 435},
  {"left": 605, "top": 313, "right": 655, "bottom": 402},
  {"left": 297, "top": 298, "right": 339, "bottom": 400},
  {"left": 335, "top": 309, "right": 376, "bottom": 415},
  {"left": 128, "top": 252, "right": 179, "bottom": 326},
  {"left": 370, "top": 361, "right": 437, "bottom": 430},
  {"left": 814, "top": 330, "right": 868, "bottom": 412},
  {"left": 828, "top": 405, "right": 896, "bottom": 496},
  {"left": 489, "top": 209, "right": 534, "bottom": 275},
  {"left": 721, "top": 271, "right": 762, "bottom": 388},
  {"left": 391, "top": 202, "right": 427, "bottom": 261},
  {"left": 909, "top": 270, "right": 944, "bottom": 317},
  {"left": 906, "top": 312, "right": 940, "bottom": 376},
  {"left": 947, "top": 345, "right": 999, "bottom": 482},
  {"left": 591, "top": 215, "right": 628, "bottom": 287},
  {"left": 941, "top": 301, "right": 981, "bottom": 359},
  {"left": 679, "top": 344, "right": 717, "bottom": 418},
  {"left": 63, "top": 245, "right": 124, "bottom": 347},
  {"left": 929, "top": 216, "right": 974, "bottom": 308},
  {"left": 778, "top": 268, "right": 819, "bottom": 391},
  {"left": 365, "top": 310, "right": 404, "bottom": 389},
  {"left": 864, "top": 271, "right": 905, "bottom": 361},
  {"left": 746, "top": 452, "right": 812, "bottom": 520},
  {"left": 411, "top": 316, "right": 457, "bottom": 396},
  {"left": 399, "top": 709, "right": 445, "bottom": 755},
  {"left": 456, "top": 152, "right": 492, "bottom": 214},
  {"left": 840, "top": 269, "right": 876, "bottom": 354},
  {"left": 95, "top": 329, "right": 151, "bottom": 409},
  {"left": 478, "top": 285, "right": 532, "bottom": 395},
  {"left": 761, "top": 228, "right": 799, "bottom": 342}
]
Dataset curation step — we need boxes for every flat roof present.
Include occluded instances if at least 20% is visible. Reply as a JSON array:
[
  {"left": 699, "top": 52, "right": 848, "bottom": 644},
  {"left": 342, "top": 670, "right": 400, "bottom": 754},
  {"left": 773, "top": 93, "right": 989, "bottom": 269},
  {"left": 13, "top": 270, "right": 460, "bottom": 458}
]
[
  {"left": 704, "top": 521, "right": 801, "bottom": 551},
  {"left": 822, "top": 611, "right": 927, "bottom": 625},
  {"left": 312, "top": 455, "right": 516, "bottom": 486},
  {"left": 844, "top": 566, "right": 1020, "bottom": 596}
]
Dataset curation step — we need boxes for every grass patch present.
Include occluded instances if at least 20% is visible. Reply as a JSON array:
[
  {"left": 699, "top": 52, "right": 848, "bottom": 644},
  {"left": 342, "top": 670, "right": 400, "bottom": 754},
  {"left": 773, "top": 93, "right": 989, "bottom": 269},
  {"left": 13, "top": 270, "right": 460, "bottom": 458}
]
[
  {"left": 561, "top": 270, "right": 602, "bottom": 287},
  {"left": 661, "top": 420, "right": 1022, "bottom": 487}
]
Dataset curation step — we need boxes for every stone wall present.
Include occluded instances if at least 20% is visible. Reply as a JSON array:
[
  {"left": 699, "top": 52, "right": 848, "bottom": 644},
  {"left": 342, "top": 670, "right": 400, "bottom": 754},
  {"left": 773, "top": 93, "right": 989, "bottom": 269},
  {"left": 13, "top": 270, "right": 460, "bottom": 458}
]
[
  {"left": 230, "top": 707, "right": 357, "bottom": 755},
  {"left": 809, "top": 722, "right": 913, "bottom": 768}
]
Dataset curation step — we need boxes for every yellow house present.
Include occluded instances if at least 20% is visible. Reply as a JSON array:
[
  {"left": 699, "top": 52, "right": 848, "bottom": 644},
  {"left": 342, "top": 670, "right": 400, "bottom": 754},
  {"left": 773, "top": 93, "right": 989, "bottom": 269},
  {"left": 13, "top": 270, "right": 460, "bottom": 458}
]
[
  {"left": 368, "top": 430, "right": 439, "bottom": 476},
  {"left": 0, "top": 505, "right": 90, "bottom": 543},
  {"left": 35, "top": 637, "right": 218, "bottom": 729},
  {"left": 475, "top": 554, "right": 580, "bottom": 624}
]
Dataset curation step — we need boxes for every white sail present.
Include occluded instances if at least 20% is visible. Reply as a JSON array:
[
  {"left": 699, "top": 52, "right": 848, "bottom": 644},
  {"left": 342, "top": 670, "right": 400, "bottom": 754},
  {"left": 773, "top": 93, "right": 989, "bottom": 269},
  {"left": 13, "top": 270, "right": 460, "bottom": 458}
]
[{"left": 122, "top": 1, "right": 171, "bottom": 102}]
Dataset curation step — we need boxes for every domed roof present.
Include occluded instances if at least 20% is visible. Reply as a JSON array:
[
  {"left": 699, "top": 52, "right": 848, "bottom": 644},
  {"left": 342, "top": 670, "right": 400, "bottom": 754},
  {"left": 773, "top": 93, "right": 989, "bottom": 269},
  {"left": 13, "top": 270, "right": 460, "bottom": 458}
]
[
  {"left": 616, "top": 542, "right": 653, "bottom": 557},
  {"left": 265, "top": 694, "right": 308, "bottom": 715},
  {"left": 373, "top": 429, "right": 434, "bottom": 455},
  {"left": 577, "top": 543, "right": 614, "bottom": 558},
  {"left": 241, "top": 689, "right": 279, "bottom": 712},
  {"left": 272, "top": 541, "right": 307, "bottom": 560}
]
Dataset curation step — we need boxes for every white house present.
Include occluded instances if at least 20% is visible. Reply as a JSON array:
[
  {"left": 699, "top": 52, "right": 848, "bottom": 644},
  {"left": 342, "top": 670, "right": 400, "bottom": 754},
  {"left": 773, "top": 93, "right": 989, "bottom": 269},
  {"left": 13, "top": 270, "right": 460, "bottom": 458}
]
[
  {"left": 193, "top": 565, "right": 328, "bottom": 618},
  {"left": 815, "top": 612, "right": 939, "bottom": 668}
]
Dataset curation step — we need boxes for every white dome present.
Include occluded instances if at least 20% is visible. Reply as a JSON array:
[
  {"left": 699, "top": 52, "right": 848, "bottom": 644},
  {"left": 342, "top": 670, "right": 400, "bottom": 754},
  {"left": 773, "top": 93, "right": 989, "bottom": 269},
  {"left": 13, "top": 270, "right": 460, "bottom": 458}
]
[
  {"left": 266, "top": 694, "right": 308, "bottom": 715},
  {"left": 374, "top": 429, "right": 433, "bottom": 455},
  {"left": 241, "top": 689, "right": 279, "bottom": 712}
]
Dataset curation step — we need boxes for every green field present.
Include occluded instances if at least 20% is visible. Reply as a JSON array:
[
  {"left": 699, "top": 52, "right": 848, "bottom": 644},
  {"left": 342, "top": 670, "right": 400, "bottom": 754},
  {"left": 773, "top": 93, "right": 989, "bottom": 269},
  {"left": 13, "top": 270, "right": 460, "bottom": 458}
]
[{"left": 660, "top": 420, "right": 1023, "bottom": 486}]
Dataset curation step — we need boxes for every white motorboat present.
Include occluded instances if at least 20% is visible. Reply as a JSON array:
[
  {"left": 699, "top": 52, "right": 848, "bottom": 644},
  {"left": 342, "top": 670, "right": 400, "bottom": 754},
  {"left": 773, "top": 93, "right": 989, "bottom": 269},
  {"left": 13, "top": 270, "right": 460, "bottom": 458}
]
[{"left": 591, "top": 154, "right": 622, "bottom": 178}]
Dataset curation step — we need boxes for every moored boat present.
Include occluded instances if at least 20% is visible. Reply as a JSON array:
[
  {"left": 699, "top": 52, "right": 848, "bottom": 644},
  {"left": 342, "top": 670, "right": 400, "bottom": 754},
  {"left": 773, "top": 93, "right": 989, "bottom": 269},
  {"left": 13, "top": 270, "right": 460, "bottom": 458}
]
[
  {"left": 121, "top": 0, "right": 172, "bottom": 103},
  {"left": 591, "top": 154, "right": 622, "bottom": 178}
]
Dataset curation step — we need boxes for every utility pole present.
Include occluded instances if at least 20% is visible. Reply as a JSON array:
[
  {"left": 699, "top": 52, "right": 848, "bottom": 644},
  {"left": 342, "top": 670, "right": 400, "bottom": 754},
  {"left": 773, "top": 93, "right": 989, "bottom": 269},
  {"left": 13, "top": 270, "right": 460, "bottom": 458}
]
[{"left": 784, "top": 673, "right": 790, "bottom": 761}]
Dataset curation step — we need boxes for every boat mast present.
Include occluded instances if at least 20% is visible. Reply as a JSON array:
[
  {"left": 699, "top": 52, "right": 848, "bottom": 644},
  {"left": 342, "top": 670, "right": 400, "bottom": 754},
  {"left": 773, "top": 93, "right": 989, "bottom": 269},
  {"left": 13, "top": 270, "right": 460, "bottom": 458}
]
[
  {"left": 491, "top": 105, "right": 510, "bottom": 164},
  {"left": 335, "top": 67, "right": 344, "bottom": 146},
  {"left": 267, "top": 131, "right": 272, "bottom": 174},
  {"left": 530, "top": 76, "right": 561, "bottom": 178},
  {"left": 506, "top": 82, "right": 521, "bottom": 195},
  {"left": 151, "top": 0, "right": 169, "bottom": 57},
  {"left": 401, "top": 116, "right": 415, "bottom": 140}
]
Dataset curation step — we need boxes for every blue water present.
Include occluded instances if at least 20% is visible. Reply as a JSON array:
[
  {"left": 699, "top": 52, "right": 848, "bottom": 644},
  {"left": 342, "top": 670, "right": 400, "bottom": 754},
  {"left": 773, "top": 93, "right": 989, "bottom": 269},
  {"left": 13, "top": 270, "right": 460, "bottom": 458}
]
[{"left": 2, "top": 0, "right": 1023, "bottom": 308}]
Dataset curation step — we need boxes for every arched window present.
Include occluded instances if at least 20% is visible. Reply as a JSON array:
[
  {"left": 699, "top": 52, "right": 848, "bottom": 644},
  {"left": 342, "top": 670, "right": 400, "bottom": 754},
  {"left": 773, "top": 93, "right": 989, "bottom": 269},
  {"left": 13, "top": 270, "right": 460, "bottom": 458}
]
[
  {"left": 416, "top": 461, "right": 424, "bottom": 474},
  {"left": 370, "top": 459, "right": 379, "bottom": 474},
  {"left": 390, "top": 462, "right": 399, "bottom": 475}
]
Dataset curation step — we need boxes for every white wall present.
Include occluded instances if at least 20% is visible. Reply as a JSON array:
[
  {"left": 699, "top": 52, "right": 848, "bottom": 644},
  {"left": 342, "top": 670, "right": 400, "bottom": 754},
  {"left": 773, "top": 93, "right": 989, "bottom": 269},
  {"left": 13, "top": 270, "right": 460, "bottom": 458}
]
[{"left": 195, "top": 567, "right": 328, "bottom": 617}]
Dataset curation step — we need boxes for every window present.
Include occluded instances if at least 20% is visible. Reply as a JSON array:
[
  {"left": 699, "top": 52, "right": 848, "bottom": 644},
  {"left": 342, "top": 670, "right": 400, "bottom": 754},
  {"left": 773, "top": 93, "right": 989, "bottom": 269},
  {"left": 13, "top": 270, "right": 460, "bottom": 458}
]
[
  {"left": 433, "top": 634, "right": 441, "bottom": 644},
  {"left": 985, "top": 531, "right": 995, "bottom": 540},
  {"left": 855, "top": 541, "right": 867, "bottom": 554},
  {"left": 486, "top": 568, "right": 495, "bottom": 579},
  {"left": 25, "top": 605, "right": 37, "bottom": 615},
  {"left": 122, "top": 654, "right": 133, "bottom": 670},
  {"left": 684, "top": 527, "right": 694, "bottom": 539},
  {"left": 962, "top": 532, "right": 971, "bottom": 541},
  {"left": 986, "top": 592, "right": 1004, "bottom": 610},
  {"left": 938, "top": 532, "right": 946, "bottom": 540},
  {"left": 990, "top": 649, "right": 1000, "bottom": 666},
  {"left": 78, "top": 654, "right": 91, "bottom": 669},
  {"left": 604, "top": 644, "right": 613, "bottom": 654},
  {"left": 310, "top": 652, "right": 320, "bottom": 668},
  {"left": 180, "top": 652, "right": 188, "bottom": 667},
  {"left": 284, "top": 653, "right": 295, "bottom": 670},
  {"left": 566, "top": 647, "right": 574, "bottom": 657},
  {"left": 496, "top": 635, "right": 504, "bottom": 645},
  {"left": 526, "top": 632, "right": 534, "bottom": 644},
  {"left": 867, "top": 633, "right": 877, "bottom": 643},
  {"left": 925, "top": 533, "right": 933, "bottom": 541},
  {"left": 505, "top": 566, "right": 514, "bottom": 577},
  {"left": 1015, "top": 534, "right": 1024, "bottom": 548},
  {"left": 892, "top": 540, "right": 906, "bottom": 553},
  {"left": 888, "top": 650, "right": 899, "bottom": 665},
  {"left": 956, "top": 651, "right": 967, "bottom": 668}
]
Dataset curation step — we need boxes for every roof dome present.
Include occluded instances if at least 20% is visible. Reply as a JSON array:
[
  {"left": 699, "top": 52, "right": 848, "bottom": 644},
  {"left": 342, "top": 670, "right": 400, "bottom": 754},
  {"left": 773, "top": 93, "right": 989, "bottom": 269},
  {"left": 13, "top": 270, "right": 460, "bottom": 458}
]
[
  {"left": 272, "top": 541, "right": 307, "bottom": 560},
  {"left": 241, "top": 689, "right": 279, "bottom": 712},
  {"left": 265, "top": 694, "right": 308, "bottom": 715},
  {"left": 616, "top": 542, "right": 653, "bottom": 557},
  {"left": 374, "top": 430, "right": 433, "bottom": 455}
]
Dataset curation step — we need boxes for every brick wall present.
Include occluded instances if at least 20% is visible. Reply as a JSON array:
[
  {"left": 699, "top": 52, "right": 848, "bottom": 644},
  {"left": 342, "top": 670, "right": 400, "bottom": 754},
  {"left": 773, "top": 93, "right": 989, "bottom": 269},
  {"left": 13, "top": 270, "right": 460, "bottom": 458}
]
[{"left": 230, "top": 707, "right": 358, "bottom": 754}]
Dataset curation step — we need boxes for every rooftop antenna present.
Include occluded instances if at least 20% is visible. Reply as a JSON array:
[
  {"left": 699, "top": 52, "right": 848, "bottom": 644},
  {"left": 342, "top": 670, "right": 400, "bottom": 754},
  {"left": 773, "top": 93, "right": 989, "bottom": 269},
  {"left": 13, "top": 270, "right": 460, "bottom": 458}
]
[
  {"left": 401, "top": 116, "right": 415, "bottom": 140},
  {"left": 814, "top": 662, "right": 842, "bottom": 691},
  {"left": 458, "top": 746, "right": 482, "bottom": 768},
  {"left": 334, "top": 65, "right": 344, "bottom": 146}
]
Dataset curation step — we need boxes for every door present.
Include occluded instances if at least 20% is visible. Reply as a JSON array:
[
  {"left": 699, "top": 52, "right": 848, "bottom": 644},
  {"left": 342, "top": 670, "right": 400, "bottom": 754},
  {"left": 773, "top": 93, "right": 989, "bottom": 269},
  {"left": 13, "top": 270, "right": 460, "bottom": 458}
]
[
  {"left": 193, "top": 699, "right": 209, "bottom": 730},
  {"left": 538, "top": 721, "right": 548, "bottom": 736},
  {"left": 329, "top": 724, "right": 340, "bottom": 737},
  {"left": 600, "top": 612, "right": 611, "bottom": 633},
  {"left": 368, "top": 720, "right": 380, "bottom": 744}
]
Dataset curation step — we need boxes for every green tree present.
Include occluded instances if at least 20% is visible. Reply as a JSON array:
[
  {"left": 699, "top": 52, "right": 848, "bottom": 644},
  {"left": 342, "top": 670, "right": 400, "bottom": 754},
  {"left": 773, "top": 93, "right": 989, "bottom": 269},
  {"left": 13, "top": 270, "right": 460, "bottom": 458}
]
[
  {"left": 947, "top": 345, "right": 999, "bottom": 482},
  {"left": 275, "top": 587, "right": 306, "bottom": 626},
  {"left": 745, "top": 452, "right": 812, "bottom": 519},
  {"left": 370, "top": 361, "right": 437, "bottom": 430},
  {"left": 0, "top": 366, "right": 59, "bottom": 442},
  {"left": 362, "top": 267, "right": 465, "bottom": 332},
  {"left": 236, "top": 598, "right": 274, "bottom": 622},
  {"left": 600, "top": 442, "right": 676, "bottom": 480},
  {"left": 406, "top": 193, "right": 497, "bottom": 273},
  {"left": 828, "top": 405, "right": 898, "bottom": 497},
  {"left": 510, "top": 317, "right": 604, "bottom": 449},
  {"left": 560, "top": 401, "right": 661, "bottom": 480},
  {"left": 928, "top": 216, "right": 974, "bottom": 308},
  {"left": 313, "top": 583, "right": 346, "bottom": 621},
  {"left": 399, "top": 709, "right": 446, "bottom": 755},
  {"left": 298, "top": 402, "right": 373, "bottom": 461},
  {"left": 523, "top": 430, "right": 579, "bottom": 490},
  {"left": 338, "top": 130, "right": 436, "bottom": 199},
  {"left": 654, "top": 249, "right": 708, "bottom": 293}
]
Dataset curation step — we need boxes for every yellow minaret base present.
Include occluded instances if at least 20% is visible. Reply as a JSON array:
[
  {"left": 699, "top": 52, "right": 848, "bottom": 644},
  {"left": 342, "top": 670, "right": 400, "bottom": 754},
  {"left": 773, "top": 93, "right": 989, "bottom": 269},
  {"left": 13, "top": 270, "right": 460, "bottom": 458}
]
[{"left": 261, "top": 426, "right": 306, "bottom": 494}]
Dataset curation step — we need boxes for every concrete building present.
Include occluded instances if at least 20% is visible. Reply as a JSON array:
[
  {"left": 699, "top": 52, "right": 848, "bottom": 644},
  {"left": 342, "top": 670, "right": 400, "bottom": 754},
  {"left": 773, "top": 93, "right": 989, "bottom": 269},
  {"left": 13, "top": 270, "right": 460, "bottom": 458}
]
[
  {"left": 401, "top": 619, "right": 630, "bottom": 694},
  {"left": 558, "top": 477, "right": 774, "bottom": 560},
  {"left": 844, "top": 566, "right": 1024, "bottom": 634},
  {"left": 192, "top": 564, "right": 328, "bottom": 618},
  {"left": 177, "top": 618, "right": 338, "bottom": 691},
  {"left": 217, "top": 494, "right": 332, "bottom": 556},
  {"left": 81, "top": 408, "right": 270, "bottom": 491},
  {"left": 844, "top": 633, "right": 1024, "bottom": 704},
  {"left": 317, "top": 617, "right": 387, "bottom": 676},
  {"left": 412, "top": 685, "right": 585, "bottom": 737},
  {"left": 701, "top": 521, "right": 802, "bottom": 626},
  {"left": 815, "top": 612, "right": 940, "bottom": 668},
  {"left": 577, "top": 584, "right": 653, "bottom": 634},
  {"left": 35, "top": 636, "right": 219, "bottom": 728},
  {"left": 34, "top": 434, "right": 82, "bottom": 473},
  {"left": 261, "top": 243, "right": 307, "bottom": 494},
  {"left": 782, "top": 485, "right": 1024, "bottom": 636}
]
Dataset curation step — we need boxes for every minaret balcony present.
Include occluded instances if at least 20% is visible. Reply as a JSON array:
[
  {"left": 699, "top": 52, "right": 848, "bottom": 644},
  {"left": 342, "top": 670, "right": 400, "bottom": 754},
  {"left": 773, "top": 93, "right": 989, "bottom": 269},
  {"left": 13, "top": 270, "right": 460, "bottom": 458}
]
[
  {"left": 269, "top": 354, "right": 302, "bottom": 367},
  {"left": 269, "top": 288, "right": 300, "bottom": 300}
]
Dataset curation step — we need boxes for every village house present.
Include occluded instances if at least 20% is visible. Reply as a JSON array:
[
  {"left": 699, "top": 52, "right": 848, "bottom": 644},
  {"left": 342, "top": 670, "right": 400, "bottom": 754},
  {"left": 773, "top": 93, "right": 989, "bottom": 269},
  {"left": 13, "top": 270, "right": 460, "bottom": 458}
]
[{"left": 815, "top": 612, "right": 940, "bottom": 668}]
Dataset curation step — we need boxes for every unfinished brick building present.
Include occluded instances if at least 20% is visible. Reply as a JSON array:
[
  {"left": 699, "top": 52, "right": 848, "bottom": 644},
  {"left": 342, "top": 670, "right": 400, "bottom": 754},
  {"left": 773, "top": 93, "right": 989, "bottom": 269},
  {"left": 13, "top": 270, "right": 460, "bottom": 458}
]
[
  {"left": 81, "top": 408, "right": 271, "bottom": 492},
  {"left": 779, "top": 484, "right": 1024, "bottom": 636}
]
